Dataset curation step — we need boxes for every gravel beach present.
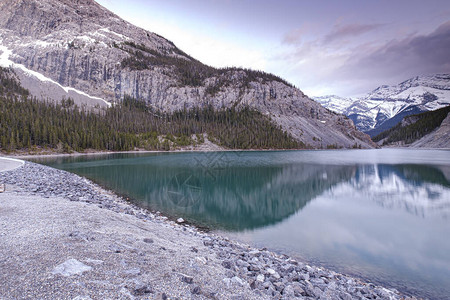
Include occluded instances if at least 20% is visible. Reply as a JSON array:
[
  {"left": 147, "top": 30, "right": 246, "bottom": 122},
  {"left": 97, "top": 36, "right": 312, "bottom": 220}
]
[{"left": 0, "top": 157, "right": 415, "bottom": 299}]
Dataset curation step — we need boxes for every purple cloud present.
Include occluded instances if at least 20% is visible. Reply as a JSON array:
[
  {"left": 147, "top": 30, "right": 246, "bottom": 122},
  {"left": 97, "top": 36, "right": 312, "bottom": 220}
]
[
  {"left": 340, "top": 21, "right": 450, "bottom": 80},
  {"left": 323, "top": 23, "right": 384, "bottom": 44}
]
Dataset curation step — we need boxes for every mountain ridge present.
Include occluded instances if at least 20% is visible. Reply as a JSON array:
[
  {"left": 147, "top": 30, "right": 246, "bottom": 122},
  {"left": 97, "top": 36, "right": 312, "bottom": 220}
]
[
  {"left": 0, "top": 0, "right": 375, "bottom": 149},
  {"left": 314, "top": 74, "right": 450, "bottom": 137}
]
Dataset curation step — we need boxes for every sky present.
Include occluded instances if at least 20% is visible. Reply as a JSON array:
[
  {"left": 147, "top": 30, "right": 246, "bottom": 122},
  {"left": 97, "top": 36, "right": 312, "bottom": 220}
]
[{"left": 96, "top": 0, "right": 450, "bottom": 97}]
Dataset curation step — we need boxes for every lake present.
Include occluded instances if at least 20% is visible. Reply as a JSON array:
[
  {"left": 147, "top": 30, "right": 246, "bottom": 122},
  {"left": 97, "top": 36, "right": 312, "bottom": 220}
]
[{"left": 32, "top": 149, "right": 450, "bottom": 299}]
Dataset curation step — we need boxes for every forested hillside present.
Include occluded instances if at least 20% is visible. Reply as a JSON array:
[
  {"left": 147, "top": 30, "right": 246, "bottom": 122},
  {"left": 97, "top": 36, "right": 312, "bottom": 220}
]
[
  {"left": 373, "top": 105, "right": 450, "bottom": 146},
  {"left": 0, "top": 0, "right": 376, "bottom": 149},
  {"left": 0, "top": 68, "right": 304, "bottom": 153}
]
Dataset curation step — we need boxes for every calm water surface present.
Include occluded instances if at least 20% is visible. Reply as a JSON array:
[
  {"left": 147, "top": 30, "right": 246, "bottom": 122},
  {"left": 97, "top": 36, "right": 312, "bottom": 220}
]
[{"left": 33, "top": 149, "right": 450, "bottom": 299}]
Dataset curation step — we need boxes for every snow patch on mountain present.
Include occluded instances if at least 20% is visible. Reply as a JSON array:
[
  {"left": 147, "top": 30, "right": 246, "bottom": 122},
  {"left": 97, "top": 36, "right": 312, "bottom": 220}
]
[
  {"left": 313, "top": 95, "right": 353, "bottom": 115},
  {"left": 0, "top": 42, "right": 111, "bottom": 107}
]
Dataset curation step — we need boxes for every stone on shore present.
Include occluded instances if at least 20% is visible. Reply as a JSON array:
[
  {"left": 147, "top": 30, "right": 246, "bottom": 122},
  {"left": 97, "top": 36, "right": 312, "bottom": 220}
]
[{"left": 51, "top": 259, "right": 92, "bottom": 277}]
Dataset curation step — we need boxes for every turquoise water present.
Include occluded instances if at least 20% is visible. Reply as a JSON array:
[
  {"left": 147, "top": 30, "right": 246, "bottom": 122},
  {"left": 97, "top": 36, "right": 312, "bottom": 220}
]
[{"left": 33, "top": 149, "right": 450, "bottom": 299}]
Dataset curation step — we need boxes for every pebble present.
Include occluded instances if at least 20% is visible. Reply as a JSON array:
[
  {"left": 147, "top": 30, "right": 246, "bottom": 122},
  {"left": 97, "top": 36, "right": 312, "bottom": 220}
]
[
  {"left": 191, "top": 285, "right": 201, "bottom": 295},
  {"left": 155, "top": 292, "right": 167, "bottom": 300},
  {"left": 267, "top": 268, "right": 276, "bottom": 275},
  {"left": 133, "top": 283, "right": 153, "bottom": 296},
  {"left": 222, "top": 260, "right": 232, "bottom": 269},
  {"left": 181, "top": 275, "right": 194, "bottom": 284},
  {"left": 231, "top": 276, "right": 245, "bottom": 286}
]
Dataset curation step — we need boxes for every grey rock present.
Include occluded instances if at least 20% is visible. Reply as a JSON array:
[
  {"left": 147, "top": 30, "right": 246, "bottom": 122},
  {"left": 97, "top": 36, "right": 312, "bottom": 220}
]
[
  {"left": 304, "top": 281, "right": 317, "bottom": 297},
  {"left": 133, "top": 283, "right": 153, "bottom": 296},
  {"left": 339, "top": 291, "right": 353, "bottom": 300},
  {"left": 282, "top": 285, "right": 295, "bottom": 298},
  {"left": 298, "top": 272, "right": 310, "bottom": 281},
  {"left": 181, "top": 275, "right": 194, "bottom": 284},
  {"left": 267, "top": 286, "right": 277, "bottom": 297},
  {"left": 262, "top": 281, "right": 271, "bottom": 289},
  {"left": 224, "top": 270, "right": 235, "bottom": 278},
  {"left": 191, "top": 285, "right": 201, "bottom": 295},
  {"left": 292, "top": 283, "right": 305, "bottom": 297},
  {"left": 222, "top": 260, "right": 233, "bottom": 269},
  {"left": 124, "top": 268, "right": 141, "bottom": 276},
  {"left": 231, "top": 276, "right": 245, "bottom": 286},
  {"left": 203, "top": 239, "right": 214, "bottom": 247},
  {"left": 51, "top": 259, "right": 92, "bottom": 277},
  {"left": 273, "top": 281, "right": 285, "bottom": 292},
  {"left": 155, "top": 292, "right": 168, "bottom": 300}
]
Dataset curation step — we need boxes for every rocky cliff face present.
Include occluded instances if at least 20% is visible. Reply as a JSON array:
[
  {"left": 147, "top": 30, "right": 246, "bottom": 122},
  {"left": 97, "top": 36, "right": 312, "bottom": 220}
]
[{"left": 0, "top": 0, "right": 375, "bottom": 148}]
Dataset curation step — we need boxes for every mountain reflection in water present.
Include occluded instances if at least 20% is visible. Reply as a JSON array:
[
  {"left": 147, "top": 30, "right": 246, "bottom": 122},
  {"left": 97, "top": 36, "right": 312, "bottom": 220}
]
[{"left": 44, "top": 155, "right": 355, "bottom": 230}]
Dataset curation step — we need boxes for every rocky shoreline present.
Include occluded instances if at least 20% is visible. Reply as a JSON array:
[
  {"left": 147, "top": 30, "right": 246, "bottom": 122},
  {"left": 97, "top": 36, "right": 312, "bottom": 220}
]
[{"left": 0, "top": 160, "right": 415, "bottom": 299}]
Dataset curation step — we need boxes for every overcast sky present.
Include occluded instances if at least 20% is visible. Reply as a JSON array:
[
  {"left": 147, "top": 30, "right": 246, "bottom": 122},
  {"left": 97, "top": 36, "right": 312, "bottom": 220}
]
[{"left": 97, "top": 0, "right": 450, "bottom": 97}]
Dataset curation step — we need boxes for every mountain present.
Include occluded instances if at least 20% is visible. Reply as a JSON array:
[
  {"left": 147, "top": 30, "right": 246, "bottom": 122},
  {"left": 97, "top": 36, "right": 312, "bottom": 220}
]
[
  {"left": 314, "top": 74, "right": 450, "bottom": 137},
  {"left": 372, "top": 105, "right": 450, "bottom": 148},
  {"left": 0, "top": 0, "right": 374, "bottom": 149}
]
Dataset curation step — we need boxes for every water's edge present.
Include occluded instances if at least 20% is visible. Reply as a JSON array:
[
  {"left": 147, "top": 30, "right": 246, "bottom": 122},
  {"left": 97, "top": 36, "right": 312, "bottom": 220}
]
[{"left": 0, "top": 159, "right": 415, "bottom": 299}]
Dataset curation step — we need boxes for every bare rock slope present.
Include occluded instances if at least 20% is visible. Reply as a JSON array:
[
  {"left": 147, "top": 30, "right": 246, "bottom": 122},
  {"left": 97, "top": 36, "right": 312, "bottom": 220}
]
[
  {"left": 410, "top": 114, "right": 450, "bottom": 148},
  {"left": 0, "top": 0, "right": 374, "bottom": 148}
]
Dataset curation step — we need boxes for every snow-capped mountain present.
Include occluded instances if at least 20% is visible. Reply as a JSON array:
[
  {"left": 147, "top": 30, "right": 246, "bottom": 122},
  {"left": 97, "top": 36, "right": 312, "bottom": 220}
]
[
  {"left": 312, "top": 95, "right": 353, "bottom": 115},
  {"left": 314, "top": 74, "right": 450, "bottom": 137},
  {"left": 0, "top": 0, "right": 375, "bottom": 149}
]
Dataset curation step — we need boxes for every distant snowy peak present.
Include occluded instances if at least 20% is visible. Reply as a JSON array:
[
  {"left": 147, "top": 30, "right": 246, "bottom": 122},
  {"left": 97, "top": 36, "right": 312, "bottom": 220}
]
[
  {"left": 396, "top": 74, "right": 450, "bottom": 91},
  {"left": 313, "top": 74, "right": 450, "bottom": 135},
  {"left": 364, "top": 74, "right": 450, "bottom": 100},
  {"left": 312, "top": 95, "right": 354, "bottom": 115}
]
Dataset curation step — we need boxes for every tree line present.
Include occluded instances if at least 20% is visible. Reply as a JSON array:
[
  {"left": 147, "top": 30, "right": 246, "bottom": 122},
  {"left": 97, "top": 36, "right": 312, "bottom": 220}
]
[
  {"left": 0, "top": 68, "right": 304, "bottom": 153},
  {"left": 372, "top": 105, "right": 450, "bottom": 145},
  {"left": 118, "top": 41, "right": 294, "bottom": 89}
]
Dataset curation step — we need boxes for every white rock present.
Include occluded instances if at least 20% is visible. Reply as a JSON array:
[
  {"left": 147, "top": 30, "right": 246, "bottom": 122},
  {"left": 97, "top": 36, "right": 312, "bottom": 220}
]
[
  {"left": 177, "top": 218, "right": 185, "bottom": 223},
  {"left": 124, "top": 267, "right": 141, "bottom": 275},
  {"left": 52, "top": 259, "right": 92, "bottom": 277},
  {"left": 195, "top": 256, "right": 207, "bottom": 264},
  {"left": 256, "top": 274, "right": 265, "bottom": 282},
  {"left": 267, "top": 268, "right": 276, "bottom": 275},
  {"left": 84, "top": 258, "right": 103, "bottom": 265},
  {"left": 222, "top": 278, "right": 231, "bottom": 287},
  {"left": 231, "top": 276, "right": 245, "bottom": 286}
]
